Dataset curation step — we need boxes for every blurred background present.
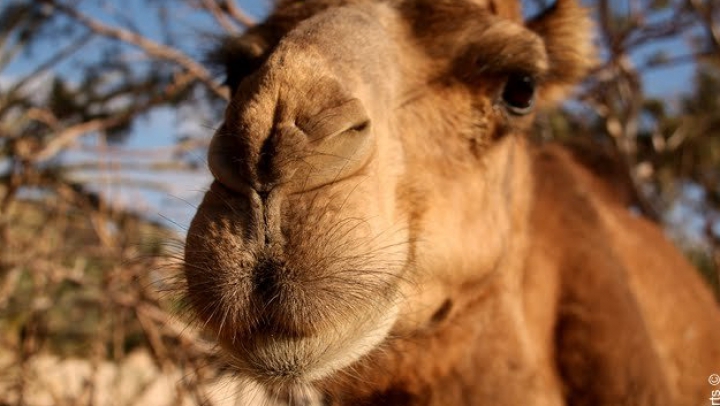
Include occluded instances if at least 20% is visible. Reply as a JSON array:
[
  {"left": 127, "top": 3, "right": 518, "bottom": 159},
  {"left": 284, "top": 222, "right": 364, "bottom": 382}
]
[{"left": 0, "top": 0, "right": 718, "bottom": 404}]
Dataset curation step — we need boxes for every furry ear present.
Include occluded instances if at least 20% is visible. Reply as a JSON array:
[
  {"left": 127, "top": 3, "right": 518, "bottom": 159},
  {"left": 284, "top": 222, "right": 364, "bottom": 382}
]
[
  {"left": 527, "top": 0, "right": 597, "bottom": 105},
  {"left": 488, "top": 0, "right": 522, "bottom": 22},
  {"left": 207, "top": 33, "right": 268, "bottom": 94}
]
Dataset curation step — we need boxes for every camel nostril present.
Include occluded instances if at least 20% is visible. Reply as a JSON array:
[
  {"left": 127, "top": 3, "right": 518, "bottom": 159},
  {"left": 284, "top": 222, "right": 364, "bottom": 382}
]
[
  {"left": 282, "top": 99, "right": 374, "bottom": 193},
  {"left": 257, "top": 136, "right": 276, "bottom": 184},
  {"left": 349, "top": 119, "right": 371, "bottom": 134},
  {"left": 207, "top": 132, "right": 256, "bottom": 195},
  {"left": 256, "top": 124, "right": 307, "bottom": 186}
]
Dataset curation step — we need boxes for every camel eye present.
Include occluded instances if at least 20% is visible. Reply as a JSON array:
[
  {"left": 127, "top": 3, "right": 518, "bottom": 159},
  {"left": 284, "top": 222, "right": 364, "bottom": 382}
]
[{"left": 501, "top": 74, "right": 536, "bottom": 115}]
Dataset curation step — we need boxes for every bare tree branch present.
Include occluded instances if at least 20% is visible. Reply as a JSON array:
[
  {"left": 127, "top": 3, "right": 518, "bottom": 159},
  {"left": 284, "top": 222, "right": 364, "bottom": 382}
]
[
  {"left": 689, "top": 0, "right": 720, "bottom": 54},
  {"left": 46, "top": 0, "right": 228, "bottom": 100},
  {"left": 0, "top": 32, "right": 94, "bottom": 122},
  {"left": 32, "top": 71, "right": 197, "bottom": 162},
  {"left": 199, "top": 0, "right": 241, "bottom": 33},
  {"left": 221, "top": 0, "right": 256, "bottom": 27}
]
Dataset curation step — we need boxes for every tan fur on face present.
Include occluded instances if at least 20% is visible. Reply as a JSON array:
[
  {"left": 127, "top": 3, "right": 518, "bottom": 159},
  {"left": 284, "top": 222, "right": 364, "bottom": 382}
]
[{"left": 185, "top": 1, "right": 720, "bottom": 405}]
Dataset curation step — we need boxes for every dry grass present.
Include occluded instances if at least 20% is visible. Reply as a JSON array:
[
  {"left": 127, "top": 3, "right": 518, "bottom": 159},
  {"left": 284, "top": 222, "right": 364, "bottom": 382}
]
[{"left": 0, "top": 185, "right": 243, "bottom": 405}]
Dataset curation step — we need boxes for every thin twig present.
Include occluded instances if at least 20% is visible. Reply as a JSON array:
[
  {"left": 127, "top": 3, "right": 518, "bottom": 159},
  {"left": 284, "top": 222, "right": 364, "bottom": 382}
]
[
  {"left": 47, "top": 0, "right": 228, "bottom": 100},
  {"left": 0, "top": 32, "right": 94, "bottom": 119},
  {"left": 200, "top": 0, "right": 241, "bottom": 33},
  {"left": 689, "top": 0, "right": 720, "bottom": 54},
  {"left": 32, "top": 71, "right": 196, "bottom": 162},
  {"left": 222, "top": 0, "right": 256, "bottom": 27}
]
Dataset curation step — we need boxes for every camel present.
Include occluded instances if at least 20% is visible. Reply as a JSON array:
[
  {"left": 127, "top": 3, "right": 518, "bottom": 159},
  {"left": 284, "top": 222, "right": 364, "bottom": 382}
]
[{"left": 183, "top": 0, "right": 720, "bottom": 404}]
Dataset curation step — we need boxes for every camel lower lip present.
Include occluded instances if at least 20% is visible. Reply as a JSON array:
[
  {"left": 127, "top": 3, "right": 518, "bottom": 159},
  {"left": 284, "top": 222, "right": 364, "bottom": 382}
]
[{"left": 221, "top": 303, "right": 400, "bottom": 384}]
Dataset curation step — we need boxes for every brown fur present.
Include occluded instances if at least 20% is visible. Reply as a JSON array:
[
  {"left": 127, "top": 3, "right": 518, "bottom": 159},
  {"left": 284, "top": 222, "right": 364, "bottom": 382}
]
[{"left": 184, "top": 1, "right": 720, "bottom": 405}]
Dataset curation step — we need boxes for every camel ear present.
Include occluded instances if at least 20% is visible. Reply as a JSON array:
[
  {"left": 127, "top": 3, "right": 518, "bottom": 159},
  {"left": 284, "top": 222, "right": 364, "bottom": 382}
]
[
  {"left": 488, "top": 0, "right": 522, "bottom": 22},
  {"left": 527, "top": 0, "right": 597, "bottom": 105},
  {"left": 208, "top": 34, "right": 267, "bottom": 94}
]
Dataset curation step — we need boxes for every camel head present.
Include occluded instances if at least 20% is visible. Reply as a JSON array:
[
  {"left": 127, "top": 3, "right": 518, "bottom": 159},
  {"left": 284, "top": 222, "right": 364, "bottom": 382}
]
[{"left": 184, "top": 0, "right": 594, "bottom": 390}]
